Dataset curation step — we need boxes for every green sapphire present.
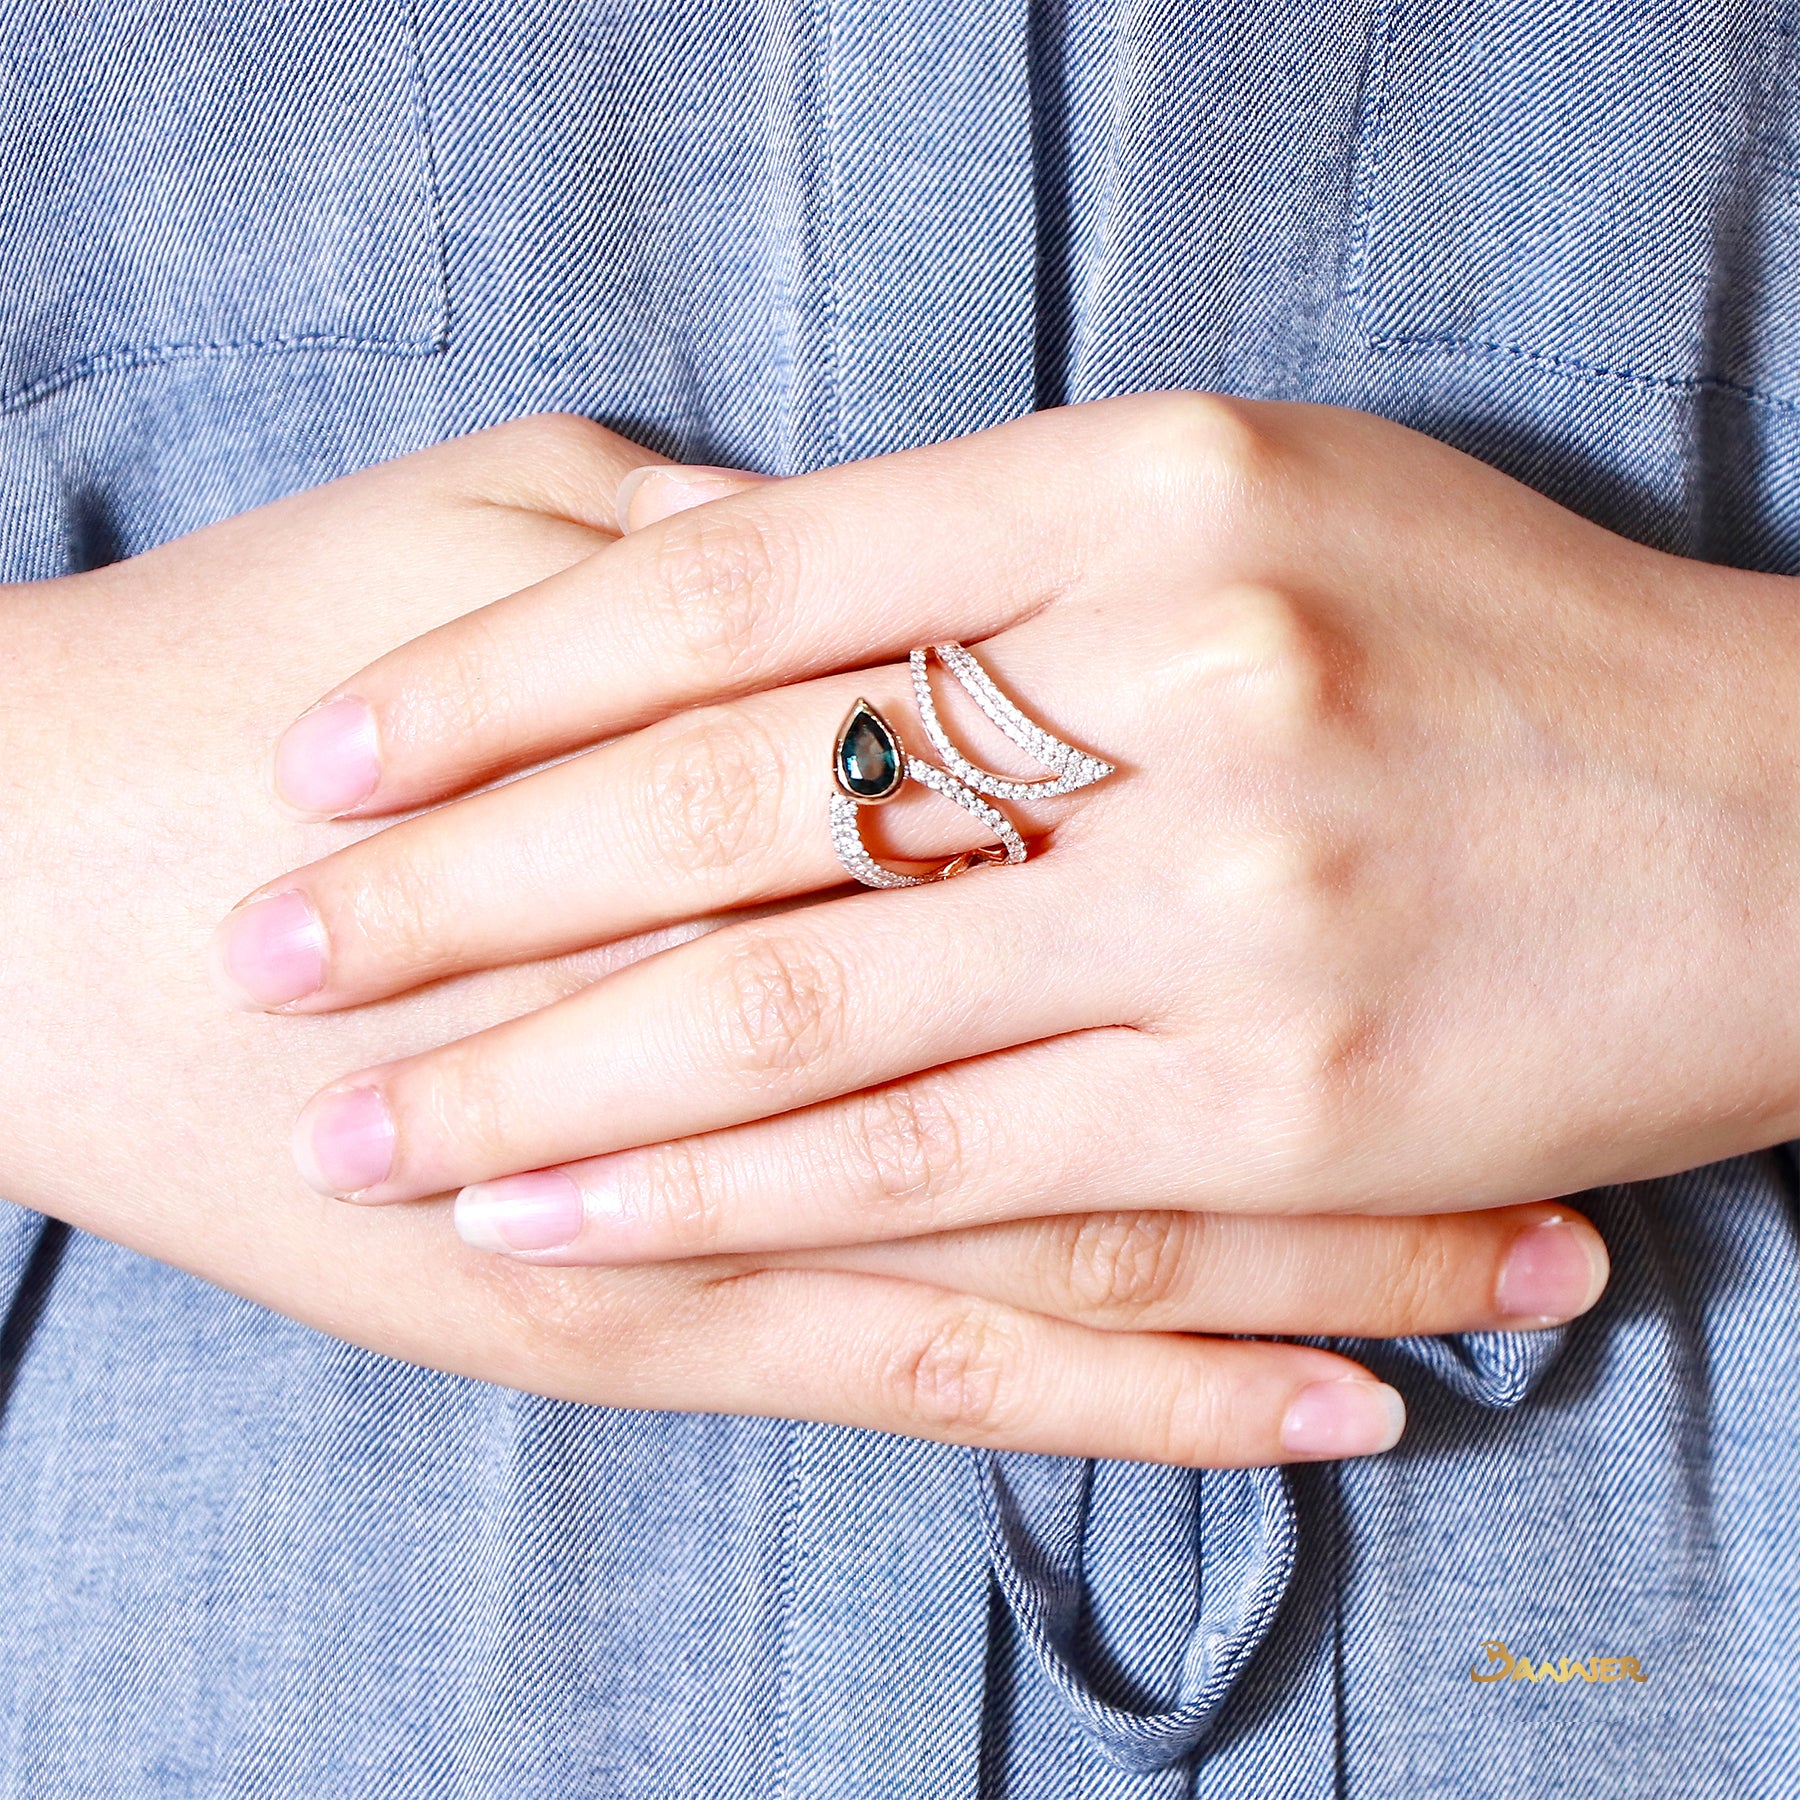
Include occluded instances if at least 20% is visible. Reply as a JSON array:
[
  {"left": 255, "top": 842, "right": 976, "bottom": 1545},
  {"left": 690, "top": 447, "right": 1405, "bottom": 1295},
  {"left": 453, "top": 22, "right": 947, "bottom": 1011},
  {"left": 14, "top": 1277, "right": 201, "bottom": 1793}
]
[{"left": 834, "top": 699, "right": 905, "bottom": 802}]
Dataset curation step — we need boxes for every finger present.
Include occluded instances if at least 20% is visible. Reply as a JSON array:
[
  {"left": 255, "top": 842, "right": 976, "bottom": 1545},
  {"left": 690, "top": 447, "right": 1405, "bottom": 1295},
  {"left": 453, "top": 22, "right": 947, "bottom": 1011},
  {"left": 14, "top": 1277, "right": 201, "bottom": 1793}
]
[
  {"left": 269, "top": 394, "right": 1193, "bottom": 814},
  {"left": 216, "top": 648, "right": 1096, "bottom": 1013},
  {"left": 269, "top": 411, "right": 668, "bottom": 820},
  {"left": 440, "top": 1037, "right": 1609, "bottom": 1336},
  {"left": 790, "top": 1203, "right": 1610, "bottom": 1337},
  {"left": 290, "top": 869, "right": 1124, "bottom": 1202},
  {"left": 452, "top": 1034, "right": 1168, "bottom": 1256},
  {"left": 678, "top": 1266, "right": 1407, "bottom": 1467}
]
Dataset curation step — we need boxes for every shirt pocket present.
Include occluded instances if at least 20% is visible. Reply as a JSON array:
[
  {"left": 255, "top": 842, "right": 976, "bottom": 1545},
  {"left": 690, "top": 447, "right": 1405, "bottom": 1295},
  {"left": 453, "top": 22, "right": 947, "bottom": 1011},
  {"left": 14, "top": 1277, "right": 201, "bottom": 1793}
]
[
  {"left": 0, "top": 0, "right": 446, "bottom": 413},
  {"left": 1346, "top": 0, "right": 1800, "bottom": 404}
]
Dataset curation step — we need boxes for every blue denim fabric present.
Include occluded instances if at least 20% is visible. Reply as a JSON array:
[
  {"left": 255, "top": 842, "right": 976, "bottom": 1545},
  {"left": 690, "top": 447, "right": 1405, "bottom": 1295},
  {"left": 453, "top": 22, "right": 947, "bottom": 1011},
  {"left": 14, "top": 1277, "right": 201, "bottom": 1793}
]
[{"left": 3, "top": 2, "right": 1799, "bottom": 1794}]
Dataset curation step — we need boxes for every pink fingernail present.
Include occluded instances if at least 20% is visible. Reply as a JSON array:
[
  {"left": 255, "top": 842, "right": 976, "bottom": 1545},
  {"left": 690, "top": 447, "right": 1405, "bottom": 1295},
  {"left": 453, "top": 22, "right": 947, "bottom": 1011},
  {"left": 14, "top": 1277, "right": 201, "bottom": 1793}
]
[
  {"left": 455, "top": 1171, "right": 586, "bottom": 1254},
  {"left": 209, "top": 890, "right": 326, "bottom": 1010},
  {"left": 1496, "top": 1215, "right": 1606, "bottom": 1323},
  {"left": 613, "top": 465, "right": 767, "bottom": 533},
  {"left": 274, "top": 695, "right": 380, "bottom": 817},
  {"left": 1280, "top": 1379, "right": 1406, "bottom": 1458},
  {"left": 293, "top": 1085, "right": 394, "bottom": 1197}
]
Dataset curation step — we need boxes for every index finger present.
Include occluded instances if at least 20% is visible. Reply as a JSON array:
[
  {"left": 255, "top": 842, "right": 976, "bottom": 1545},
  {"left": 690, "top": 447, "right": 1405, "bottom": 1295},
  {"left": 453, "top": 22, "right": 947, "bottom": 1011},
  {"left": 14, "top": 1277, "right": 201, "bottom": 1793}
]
[{"left": 269, "top": 392, "right": 1226, "bottom": 818}]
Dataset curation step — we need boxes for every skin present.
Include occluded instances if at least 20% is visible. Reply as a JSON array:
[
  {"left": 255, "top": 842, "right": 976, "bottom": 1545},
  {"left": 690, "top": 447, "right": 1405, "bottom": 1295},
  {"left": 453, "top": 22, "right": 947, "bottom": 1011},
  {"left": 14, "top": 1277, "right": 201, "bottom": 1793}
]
[
  {"left": 0, "top": 409, "right": 1616, "bottom": 1469},
  {"left": 236, "top": 394, "right": 1800, "bottom": 1266}
]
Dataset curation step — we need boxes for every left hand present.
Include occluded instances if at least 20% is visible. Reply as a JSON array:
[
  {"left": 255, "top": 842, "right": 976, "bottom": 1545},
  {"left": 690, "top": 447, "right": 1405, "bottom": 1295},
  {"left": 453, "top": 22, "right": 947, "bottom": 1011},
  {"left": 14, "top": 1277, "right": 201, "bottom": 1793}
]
[{"left": 216, "top": 393, "right": 1800, "bottom": 1261}]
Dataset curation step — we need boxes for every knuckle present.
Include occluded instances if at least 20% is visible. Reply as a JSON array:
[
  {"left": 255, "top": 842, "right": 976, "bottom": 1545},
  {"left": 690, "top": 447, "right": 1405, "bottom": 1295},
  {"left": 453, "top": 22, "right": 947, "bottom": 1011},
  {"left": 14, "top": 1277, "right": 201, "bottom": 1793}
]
[
  {"left": 1380, "top": 1220, "right": 1461, "bottom": 1329},
  {"left": 471, "top": 1254, "right": 623, "bottom": 1360},
  {"left": 1183, "top": 584, "right": 1336, "bottom": 735},
  {"left": 1153, "top": 1355, "right": 1239, "bottom": 1466},
  {"left": 1249, "top": 1001, "right": 1385, "bottom": 1194},
  {"left": 837, "top": 1079, "right": 972, "bottom": 1223},
  {"left": 708, "top": 930, "right": 847, "bottom": 1085},
  {"left": 884, "top": 1299, "right": 1025, "bottom": 1438},
  {"left": 632, "top": 1139, "right": 729, "bottom": 1252},
  {"left": 1200, "top": 825, "right": 1356, "bottom": 1014},
  {"left": 415, "top": 1035, "right": 526, "bottom": 1178},
  {"left": 387, "top": 615, "right": 522, "bottom": 751},
  {"left": 1160, "top": 983, "right": 1379, "bottom": 1206},
  {"left": 1115, "top": 390, "right": 1279, "bottom": 518},
  {"left": 641, "top": 707, "right": 788, "bottom": 879},
  {"left": 491, "top": 410, "right": 611, "bottom": 465},
  {"left": 1212, "top": 825, "right": 1351, "bottom": 928},
  {"left": 343, "top": 842, "right": 465, "bottom": 980},
  {"left": 465, "top": 1254, "right": 673, "bottom": 1395},
  {"left": 1056, "top": 1210, "right": 1197, "bottom": 1322},
  {"left": 647, "top": 506, "right": 794, "bottom": 693}
]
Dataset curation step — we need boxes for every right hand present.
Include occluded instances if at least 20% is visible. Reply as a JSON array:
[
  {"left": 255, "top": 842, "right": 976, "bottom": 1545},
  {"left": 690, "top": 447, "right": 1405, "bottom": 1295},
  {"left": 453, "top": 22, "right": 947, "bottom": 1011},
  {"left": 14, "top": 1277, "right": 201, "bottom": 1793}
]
[{"left": 0, "top": 415, "right": 1606, "bottom": 1466}]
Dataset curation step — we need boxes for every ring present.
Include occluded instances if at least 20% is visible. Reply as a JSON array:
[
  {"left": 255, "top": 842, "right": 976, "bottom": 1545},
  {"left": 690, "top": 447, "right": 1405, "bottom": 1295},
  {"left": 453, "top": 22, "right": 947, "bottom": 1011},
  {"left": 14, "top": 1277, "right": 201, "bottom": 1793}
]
[{"left": 828, "top": 642, "right": 1115, "bottom": 889}]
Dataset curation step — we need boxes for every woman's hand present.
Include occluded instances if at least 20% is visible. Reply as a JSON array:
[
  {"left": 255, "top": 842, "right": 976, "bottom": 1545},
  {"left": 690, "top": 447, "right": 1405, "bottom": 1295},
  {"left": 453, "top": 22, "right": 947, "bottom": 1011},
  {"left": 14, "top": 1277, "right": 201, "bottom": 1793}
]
[
  {"left": 228, "top": 393, "right": 1753, "bottom": 1267},
  {"left": 2, "top": 410, "right": 1600, "bottom": 1468}
]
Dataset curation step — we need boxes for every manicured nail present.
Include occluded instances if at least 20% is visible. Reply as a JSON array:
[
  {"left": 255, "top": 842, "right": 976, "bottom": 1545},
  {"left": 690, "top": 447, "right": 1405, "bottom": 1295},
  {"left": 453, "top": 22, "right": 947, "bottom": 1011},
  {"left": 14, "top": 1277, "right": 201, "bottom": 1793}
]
[
  {"left": 456, "top": 1171, "right": 586, "bottom": 1254},
  {"left": 273, "top": 694, "right": 380, "bottom": 817},
  {"left": 1496, "top": 1215, "right": 1607, "bottom": 1323},
  {"left": 209, "top": 889, "right": 326, "bottom": 1010},
  {"left": 1280, "top": 1378, "right": 1406, "bottom": 1458},
  {"left": 613, "top": 464, "right": 767, "bottom": 533},
  {"left": 293, "top": 1085, "right": 394, "bottom": 1197}
]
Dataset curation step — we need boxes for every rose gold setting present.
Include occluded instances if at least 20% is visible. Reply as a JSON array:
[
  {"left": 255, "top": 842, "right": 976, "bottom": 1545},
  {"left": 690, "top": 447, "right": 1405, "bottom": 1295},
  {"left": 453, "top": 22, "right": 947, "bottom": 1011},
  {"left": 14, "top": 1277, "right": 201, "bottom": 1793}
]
[
  {"left": 830, "top": 697, "right": 907, "bottom": 804},
  {"left": 829, "top": 640, "right": 1114, "bottom": 889}
]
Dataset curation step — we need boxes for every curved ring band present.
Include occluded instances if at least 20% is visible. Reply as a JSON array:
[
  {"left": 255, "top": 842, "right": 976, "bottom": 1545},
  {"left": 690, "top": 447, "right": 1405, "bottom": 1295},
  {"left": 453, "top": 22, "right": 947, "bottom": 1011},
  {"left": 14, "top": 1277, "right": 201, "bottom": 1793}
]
[{"left": 829, "top": 642, "right": 1114, "bottom": 889}]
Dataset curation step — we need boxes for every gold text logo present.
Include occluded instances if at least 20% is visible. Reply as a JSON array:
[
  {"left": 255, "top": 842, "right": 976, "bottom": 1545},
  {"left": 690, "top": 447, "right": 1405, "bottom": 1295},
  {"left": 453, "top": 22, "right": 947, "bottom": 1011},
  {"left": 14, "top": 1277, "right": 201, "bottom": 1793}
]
[{"left": 1469, "top": 1640, "right": 1647, "bottom": 1685}]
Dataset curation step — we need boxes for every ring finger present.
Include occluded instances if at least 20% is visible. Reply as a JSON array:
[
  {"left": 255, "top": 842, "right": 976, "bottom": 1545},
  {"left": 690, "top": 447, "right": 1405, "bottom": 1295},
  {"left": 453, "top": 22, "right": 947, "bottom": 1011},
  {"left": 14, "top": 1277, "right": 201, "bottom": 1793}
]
[{"left": 211, "top": 645, "right": 1101, "bottom": 1014}]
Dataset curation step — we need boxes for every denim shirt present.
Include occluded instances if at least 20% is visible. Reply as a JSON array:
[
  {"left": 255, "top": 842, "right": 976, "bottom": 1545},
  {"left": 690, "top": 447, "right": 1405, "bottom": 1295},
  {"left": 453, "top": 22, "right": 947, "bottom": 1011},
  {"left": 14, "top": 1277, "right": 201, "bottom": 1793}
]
[{"left": 2, "top": 3, "right": 1798, "bottom": 1795}]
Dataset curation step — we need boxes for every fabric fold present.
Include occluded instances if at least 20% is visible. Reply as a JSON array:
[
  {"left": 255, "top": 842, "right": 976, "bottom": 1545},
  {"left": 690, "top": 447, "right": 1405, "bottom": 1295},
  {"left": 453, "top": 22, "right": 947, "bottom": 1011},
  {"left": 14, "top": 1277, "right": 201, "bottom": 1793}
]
[
  {"left": 974, "top": 1324, "right": 1570, "bottom": 1774},
  {"left": 1385, "top": 1326, "right": 1571, "bottom": 1410},
  {"left": 969, "top": 1449, "right": 1296, "bottom": 1773}
]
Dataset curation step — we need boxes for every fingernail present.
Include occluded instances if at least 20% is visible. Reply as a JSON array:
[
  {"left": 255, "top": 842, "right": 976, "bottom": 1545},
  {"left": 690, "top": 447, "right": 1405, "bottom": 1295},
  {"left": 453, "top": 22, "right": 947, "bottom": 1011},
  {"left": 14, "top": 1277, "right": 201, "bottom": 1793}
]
[
  {"left": 1496, "top": 1215, "right": 1607, "bottom": 1323},
  {"left": 273, "top": 695, "right": 380, "bottom": 817},
  {"left": 293, "top": 1085, "right": 394, "bottom": 1197},
  {"left": 209, "top": 890, "right": 326, "bottom": 1010},
  {"left": 614, "top": 464, "right": 767, "bottom": 532},
  {"left": 1280, "top": 1378, "right": 1406, "bottom": 1458},
  {"left": 456, "top": 1171, "right": 586, "bottom": 1254}
]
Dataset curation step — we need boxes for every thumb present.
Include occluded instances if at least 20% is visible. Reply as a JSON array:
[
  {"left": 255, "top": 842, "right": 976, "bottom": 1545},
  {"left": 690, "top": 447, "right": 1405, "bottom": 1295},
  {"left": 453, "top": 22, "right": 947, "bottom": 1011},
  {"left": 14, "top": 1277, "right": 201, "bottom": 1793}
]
[{"left": 612, "top": 461, "right": 774, "bottom": 533}]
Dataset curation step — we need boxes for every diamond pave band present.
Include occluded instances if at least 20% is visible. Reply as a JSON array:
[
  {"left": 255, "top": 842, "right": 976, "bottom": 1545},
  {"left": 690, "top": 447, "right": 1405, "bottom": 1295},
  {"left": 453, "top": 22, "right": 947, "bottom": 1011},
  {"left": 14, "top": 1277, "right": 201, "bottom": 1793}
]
[
  {"left": 909, "top": 642, "right": 1114, "bottom": 802},
  {"left": 828, "top": 641, "right": 1114, "bottom": 889}
]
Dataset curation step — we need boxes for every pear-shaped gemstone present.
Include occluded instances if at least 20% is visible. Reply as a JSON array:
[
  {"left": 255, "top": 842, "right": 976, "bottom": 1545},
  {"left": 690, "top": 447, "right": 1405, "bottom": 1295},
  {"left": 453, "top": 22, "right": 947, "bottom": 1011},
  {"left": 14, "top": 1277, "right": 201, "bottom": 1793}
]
[{"left": 834, "top": 699, "right": 904, "bottom": 802}]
